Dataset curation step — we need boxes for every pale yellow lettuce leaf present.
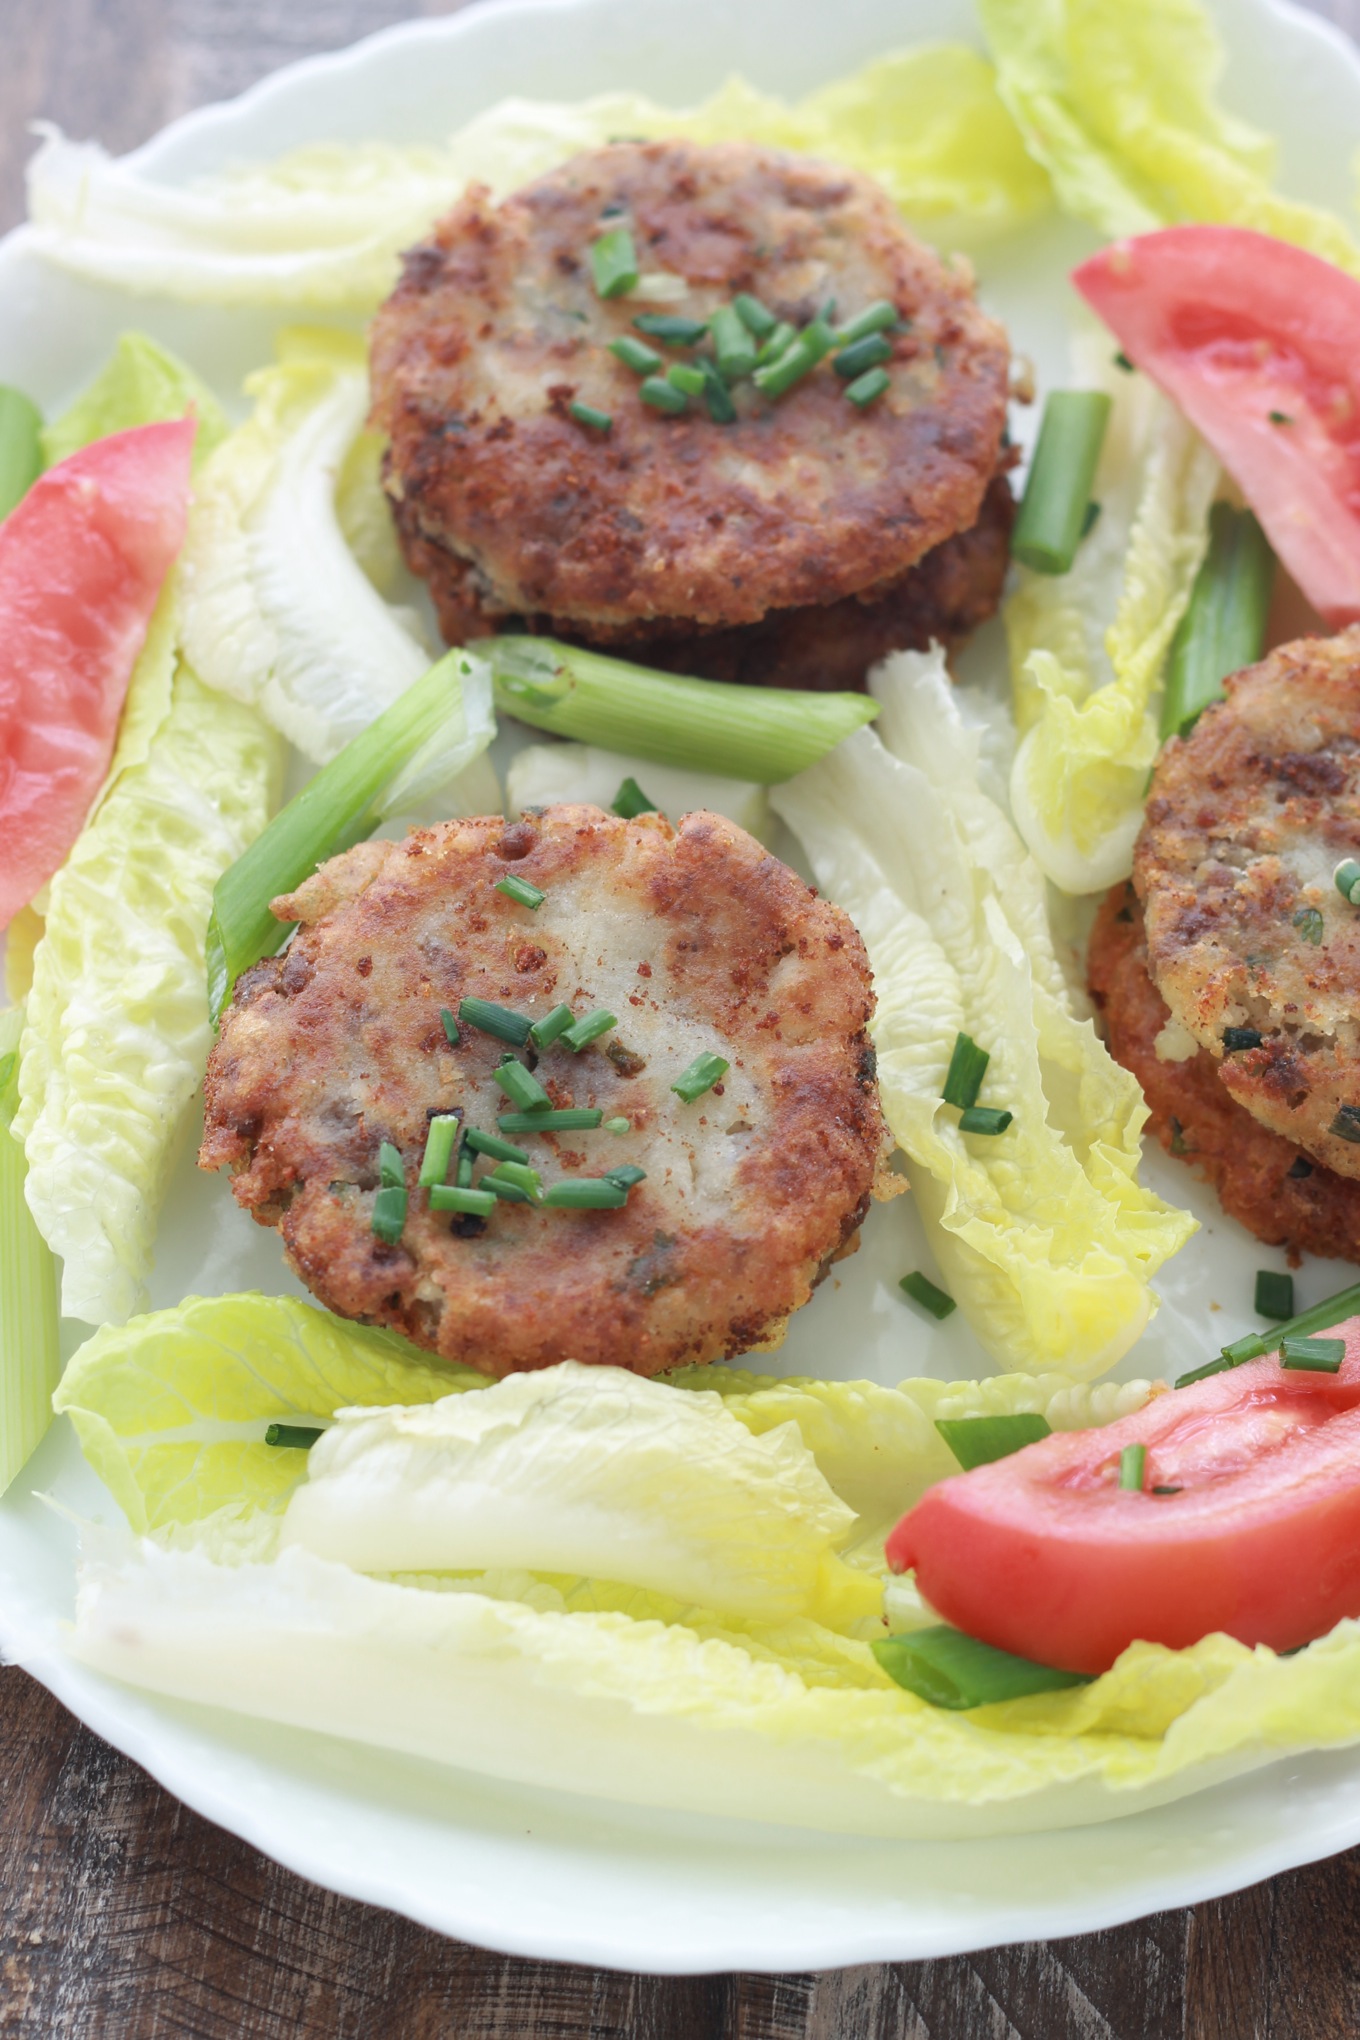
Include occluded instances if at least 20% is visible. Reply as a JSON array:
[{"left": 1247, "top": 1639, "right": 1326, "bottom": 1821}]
[{"left": 40, "top": 330, "right": 229, "bottom": 471}]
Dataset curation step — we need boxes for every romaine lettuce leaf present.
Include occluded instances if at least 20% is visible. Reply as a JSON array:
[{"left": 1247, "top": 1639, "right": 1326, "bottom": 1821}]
[
  {"left": 0, "top": 1005, "right": 60, "bottom": 1496},
  {"left": 41, "top": 331, "right": 229, "bottom": 471},
  {"left": 506, "top": 743, "right": 770, "bottom": 841},
  {"left": 771, "top": 649, "right": 1196, "bottom": 1379},
  {"left": 25, "top": 52, "right": 1048, "bottom": 309},
  {"left": 978, "top": 0, "right": 1360, "bottom": 272}
]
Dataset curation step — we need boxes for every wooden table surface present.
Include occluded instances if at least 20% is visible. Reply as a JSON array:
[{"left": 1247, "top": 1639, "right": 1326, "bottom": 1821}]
[{"left": 6, "top": 1, "right": 1360, "bottom": 2031}]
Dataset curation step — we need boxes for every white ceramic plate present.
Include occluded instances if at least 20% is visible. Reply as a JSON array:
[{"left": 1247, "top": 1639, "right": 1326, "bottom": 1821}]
[{"left": 4, "top": 0, "right": 1360, "bottom": 1973}]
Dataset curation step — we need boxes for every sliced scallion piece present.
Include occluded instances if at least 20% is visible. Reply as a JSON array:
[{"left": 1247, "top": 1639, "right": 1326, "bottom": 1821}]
[
  {"left": 633, "top": 313, "right": 708, "bottom": 347},
  {"left": 371, "top": 1184, "right": 408, "bottom": 1244},
  {"left": 733, "top": 293, "right": 778, "bottom": 339},
  {"left": 958, "top": 1106, "right": 1013, "bottom": 1136},
  {"left": 837, "top": 300, "right": 899, "bottom": 346},
  {"left": 872, "top": 1627, "right": 1091, "bottom": 1709},
  {"left": 604, "top": 1163, "right": 646, "bottom": 1190},
  {"left": 418, "top": 1115, "right": 460, "bottom": 1188},
  {"left": 833, "top": 333, "right": 892, "bottom": 379},
  {"left": 542, "top": 1178, "right": 629, "bottom": 1209},
  {"left": 1118, "top": 1442, "right": 1146, "bottom": 1491},
  {"left": 265, "top": 1423, "right": 324, "bottom": 1450},
  {"left": 942, "top": 1032, "right": 988, "bottom": 1110},
  {"left": 483, "top": 636, "right": 878, "bottom": 783},
  {"left": 498, "top": 1107, "right": 603, "bottom": 1132},
  {"left": 377, "top": 1141, "right": 405, "bottom": 1189},
  {"left": 456, "top": 1146, "right": 475, "bottom": 1188},
  {"left": 0, "top": 386, "right": 43, "bottom": 522},
  {"left": 568, "top": 401, "right": 611, "bottom": 435},
  {"left": 529, "top": 1004, "right": 576, "bottom": 1049},
  {"left": 698, "top": 358, "right": 737, "bottom": 425},
  {"left": 440, "top": 1007, "right": 460, "bottom": 1047},
  {"left": 493, "top": 1061, "right": 553, "bottom": 1112},
  {"left": 935, "top": 1413, "right": 1051, "bottom": 1471},
  {"left": 609, "top": 334, "right": 663, "bottom": 375},
  {"left": 458, "top": 997, "right": 533, "bottom": 1047},
  {"left": 1218, "top": 1278, "right": 1360, "bottom": 1367},
  {"left": 1255, "top": 1270, "right": 1295, "bottom": 1321},
  {"left": 1010, "top": 390, "right": 1113, "bottom": 576},
  {"left": 590, "top": 226, "right": 639, "bottom": 300},
  {"left": 845, "top": 366, "right": 891, "bottom": 410},
  {"left": 709, "top": 305, "right": 757, "bottom": 381},
  {"left": 753, "top": 316, "right": 836, "bottom": 399},
  {"left": 495, "top": 873, "right": 545, "bottom": 910},
  {"left": 1281, "top": 1335, "right": 1346, "bottom": 1372},
  {"left": 665, "top": 363, "right": 707, "bottom": 398},
  {"left": 898, "top": 1271, "right": 956, "bottom": 1321},
  {"left": 671, "top": 1052, "right": 728, "bottom": 1102},
  {"left": 430, "top": 1183, "right": 496, "bottom": 1216},
  {"left": 755, "top": 319, "right": 796, "bottom": 367},
  {"left": 0, "top": 1007, "right": 60, "bottom": 1496},
  {"left": 641, "top": 375, "right": 688, "bottom": 415},
  {"left": 1174, "top": 1355, "right": 1235, "bottom": 1389},
  {"left": 1335, "top": 858, "right": 1360, "bottom": 905},
  {"left": 1159, "top": 504, "right": 1274, "bottom": 740},
  {"left": 488, "top": 1160, "right": 544, "bottom": 1202},
  {"left": 604, "top": 1116, "right": 631, "bottom": 1134},
  {"left": 562, "top": 1010, "right": 617, "bottom": 1053},
  {"left": 612, "top": 775, "right": 658, "bottom": 818},
  {"left": 465, "top": 1126, "right": 530, "bottom": 1164}
]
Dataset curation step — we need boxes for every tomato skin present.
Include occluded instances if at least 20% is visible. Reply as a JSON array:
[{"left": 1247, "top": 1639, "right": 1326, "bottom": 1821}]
[
  {"left": 0, "top": 418, "right": 194, "bottom": 929},
  {"left": 1073, "top": 226, "right": 1360, "bottom": 627},
  {"left": 886, "top": 1319, "right": 1360, "bottom": 1673}
]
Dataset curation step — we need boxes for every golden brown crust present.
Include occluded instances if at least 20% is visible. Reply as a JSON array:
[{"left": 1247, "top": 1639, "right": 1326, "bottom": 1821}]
[
  {"left": 1088, "top": 883, "right": 1360, "bottom": 1264},
  {"left": 370, "top": 139, "right": 1010, "bottom": 648},
  {"left": 1135, "top": 626, "right": 1360, "bottom": 1178},
  {"left": 200, "top": 805, "right": 891, "bottom": 1378}
]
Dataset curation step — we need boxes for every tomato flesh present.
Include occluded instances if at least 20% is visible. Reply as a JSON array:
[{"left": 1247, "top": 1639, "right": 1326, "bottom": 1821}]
[
  {"left": 886, "top": 1318, "right": 1360, "bottom": 1673},
  {"left": 0, "top": 418, "right": 194, "bottom": 929},
  {"left": 1073, "top": 226, "right": 1360, "bottom": 626}
]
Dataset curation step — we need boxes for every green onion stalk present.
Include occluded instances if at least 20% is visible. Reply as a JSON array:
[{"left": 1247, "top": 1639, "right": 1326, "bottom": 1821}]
[
  {"left": 872, "top": 1626, "right": 1091, "bottom": 1709},
  {"left": 1159, "top": 504, "right": 1275, "bottom": 741},
  {"left": 0, "top": 1008, "right": 60, "bottom": 1495},
  {"left": 483, "top": 637, "right": 877, "bottom": 784},
  {"left": 1011, "top": 390, "right": 1112, "bottom": 577}
]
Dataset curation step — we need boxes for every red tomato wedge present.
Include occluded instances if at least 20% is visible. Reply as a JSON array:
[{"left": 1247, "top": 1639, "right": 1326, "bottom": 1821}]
[
  {"left": 0, "top": 417, "right": 194, "bottom": 929},
  {"left": 1073, "top": 226, "right": 1360, "bottom": 627},
  {"left": 887, "top": 1318, "right": 1360, "bottom": 1674}
]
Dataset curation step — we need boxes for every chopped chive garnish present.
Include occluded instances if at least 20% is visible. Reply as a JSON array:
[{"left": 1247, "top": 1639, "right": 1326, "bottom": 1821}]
[
  {"left": 488, "top": 1160, "right": 543, "bottom": 1201},
  {"left": 1255, "top": 1269, "right": 1295, "bottom": 1320},
  {"left": 456, "top": 1146, "right": 475, "bottom": 1187},
  {"left": 665, "top": 363, "right": 707, "bottom": 397},
  {"left": 671, "top": 1051, "right": 728, "bottom": 1102},
  {"left": 377, "top": 1141, "right": 405, "bottom": 1189},
  {"left": 958, "top": 1106, "right": 1014, "bottom": 1136},
  {"left": 709, "top": 304, "right": 757, "bottom": 381},
  {"left": 755, "top": 319, "right": 797, "bottom": 367},
  {"left": 1152, "top": 1485, "right": 1182, "bottom": 1495},
  {"left": 1174, "top": 1355, "right": 1235, "bottom": 1389},
  {"left": 604, "top": 1116, "right": 630, "bottom": 1134},
  {"left": 563, "top": 1009, "right": 617, "bottom": 1052},
  {"left": 495, "top": 873, "right": 545, "bottom": 910},
  {"left": 1281, "top": 1336, "right": 1346, "bottom": 1372},
  {"left": 590, "top": 226, "right": 638, "bottom": 300},
  {"left": 1294, "top": 906, "right": 1325, "bottom": 944},
  {"left": 1269, "top": 409, "right": 1293, "bottom": 425},
  {"left": 733, "top": 293, "right": 778, "bottom": 339},
  {"left": 458, "top": 997, "right": 533, "bottom": 1047},
  {"left": 1011, "top": 390, "right": 1113, "bottom": 576},
  {"left": 632, "top": 313, "right": 708, "bottom": 346},
  {"left": 603, "top": 1163, "right": 646, "bottom": 1191},
  {"left": 1218, "top": 1279, "right": 1360, "bottom": 1368},
  {"left": 497, "top": 1107, "right": 604, "bottom": 1132},
  {"left": 833, "top": 333, "right": 893, "bottom": 379},
  {"left": 418, "top": 1115, "right": 459, "bottom": 1188},
  {"left": 568, "top": 401, "right": 612, "bottom": 434},
  {"left": 371, "top": 1184, "right": 408, "bottom": 1243},
  {"left": 872, "top": 1627, "right": 1091, "bottom": 1710},
  {"left": 484, "top": 1177, "right": 530, "bottom": 1202},
  {"left": 440, "top": 1007, "right": 460, "bottom": 1047},
  {"left": 529, "top": 1004, "right": 575, "bottom": 1049},
  {"left": 493, "top": 1061, "right": 553, "bottom": 1112},
  {"left": 612, "top": 775, "right": 658, "bottom": 818},
  {"left": 1222, "top": 1027, "right": 1262, "bottom": 1052},
  {"left": 1159, "top": 504, "right": 1274, "bottom": 739},
  {"left": 837, "top": 300, "right": 899, "bottom": 346},
  {"left": 1081, "top": 500, "right": 1102, "bottom": 537},
  {"left": 1331, "top": 1106, "right": 1360, "bottom": 1144},
  {"left": 845, "top": 366, "right": 891, "bottom": 410},
  {"left": 898, "top": 1271, "right": 956, "bottom": 1320},
  {"left": 942, "top": 1032, "right": 989, "bottom": 1110},
  {"left": 1335, "top": 859, "right": 1360, "bottom": 904},
  {"left": 466, "top": 1126, "right": 530, "bottom": 1163},
  {"left": 264, "top": 1423, "right": 324, "bottom": 1450},
  {"left": 430, "top": 1184, "right": 497, "bottom": 1216},
  {"left": 1114, "top": 351, "right": 1134, "bottom": 372},
  {"left": 609, "top": 335, "right": 663, "bottom": 375},
  {"left": 753, "top": 317, "right": 836, "bottom": 399},
  {"left": 935, "top": 1413, "right": 1050, "bottom": 1471},
  {"left": 1118, "top": 1443, "right": 1146, "bottom": 1491},
  {"left": 640, "top": 375, "right": 688, "bottom": 415},
  {"left": 697, "top": 357, "right": 737, "bottom": 424},
  {"left": 542, "top": 1178, "right": 629, "bottom": 1209}
]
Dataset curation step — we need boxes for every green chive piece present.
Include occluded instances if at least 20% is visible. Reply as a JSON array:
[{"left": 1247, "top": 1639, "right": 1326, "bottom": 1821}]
[
  {"left": 430, "top": 1184, "right": 496, "bottom": 1216},
  {"left": 488, "top": 1160, "right": 543, "bottom": 1201},
  {"left": 493, "top": 1061, "right": 553, "bottom": 1112},
  {"left": 568, "top": 400, "right": 612, "bottom": 434},
  {"left": 942, "top": 1032, "right": 989, "bottom": 1110},
  {"left": 1294, "top": 906, "right": 1325, "bottom": 944},
  {"left": 440, "top": 1007, "right": 460, "bottom": 1047},
  {"left": 562, "top": 1010, "right": 617, "bottom": 1053},
  {"left": 542, "top": 1178, "right": 629, "bottom": 1209},
  {"left": 612, "top": 776, "right": 658, "bottom": 818},
  {"left": 1159, "top": 505, "right": 1275, "bottom": 739},
  {"left": 0, "top": 385, "right": 43, "bottom": 522},
  {"left": 264, "top": 1423, "right": 324, "bottom": 1450},
  {"left": 872, "top": 1627, "right": 1091, "bottom": 1710},
  {"left": 484, "top": 1176, "right": 530, "bottom": 1203},
  {"left": 1281, "top": 1336, "right": 1346, "bottom": 1372},
  {"left": 377, "top": 1141, "right": 405, "bottom": 1189},
  {"left": 1269, "top": 409, "right": 1293, "bottom": 425},
  {"left": 1218, "top": 1278, "right": 1360, "bottom": 1368},
  {"left": 845, "top": 367, "right": 891, "bottom": 410},
  {"left": 640, "top": 375, "right": 688, "bottom": 415},
  {"left": 753, "top": 317, "right": 836, "bottom": 400},
  {"left": 495, "top": 873, "right": 545, "bottom": 910},
  {"left": 418, "top": 1116, "right": 459, "bottom": 1188},
  {"left": 456, "top": 1146, "right": 475, "bottom": 1187},
  {"left": 1174, "top": 1355, "right": 1235, "bottom": 1389},
  {"left": 609, "top": 335, "right": 663, "bottom": 375},
  {"left": 1255, "top": 1270, "right": 1295, "bottom": 1321},
  {"left": 497, "top": 1107, "right": 603, "bottom": 1133},
  {"left": 709, "top": 305, "right": 757, "bottom": 381},
  {"left": 1336, "top": 859, "right": 1360, "bottom": 905},
  {"left": 604, "top": 1163, "right": 646, "bottom": 1191},
  {"left": 698, "top": 357, "right": 737, "bottom": 425},
  {"left": 458, "top": 997, "right": 533, "bottom": 1047},
  {"left": 755, "top": 320, "right": 797, "bottom": 368},
  {"left": 633, "top": 313, "right": 708, "bottom": 347},
  {"left": 958, "top": 1106, "right": 1014, "bottom": 1136},
  {"left": 1114, "top": 351, "right": 1134, "bottom": 372},
  {"left": 935, "top": 1413, "right": 1051, "bottom": 1471},
  {"left": 666, "top": 363, "right": 707, "bottom": 398},
  {"left": 465, "top": 1126, "right": 530, "bottom": 1163},
  {"left": 733, "top": 293, "right": 778, "bottom": 340},
  {"left": 1118, "top": 1443, "right": 1146, "bottom": 1491},
  {"left": 529, "top": 1004, "right": 576, "bottom": 1049},
  {"left": 671, "top": 1051, "right": 728, "bottom": 1102},
  {"left": 833, "top": 333, "right": 893, "bottom": 380},
  {"left": 604, "top": 1116, "right": 630, "bottom": 1134},
  {"left": 1152, "top": 1485, "right": 1182, "bottom": 1495},
  {"left": 898, "top": 1271, "right": 956, "bottom": 1321},
  {"left": 371, "top": 1184, "right": 408, "bottom": 1243},
  {"left": 1081, "top": 500, "right": 1102, "bottom": 537},
  {"left": 1011, "top": 390, "right": 1113, "bottom": 576},
  {"left": 837, "top": 300, "right": 899, "bottom": 346},
  {"left": 590, "top": 226, "right": 639, "bottom": 300}
]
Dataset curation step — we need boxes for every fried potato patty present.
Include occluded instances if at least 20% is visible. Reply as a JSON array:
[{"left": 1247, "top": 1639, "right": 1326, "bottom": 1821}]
[
  {"left": 200, "top": 805, "right": 892, "bottom": 1378},
  {"left": 1089, "top": 884, "right": 1360, "bottom": 1263},
  {"left": 370, "top": 138, "right": 1010, "bottom": 658},
  {"left": 1136, "top": 627, "right": 1360, "bottom": 1180}
]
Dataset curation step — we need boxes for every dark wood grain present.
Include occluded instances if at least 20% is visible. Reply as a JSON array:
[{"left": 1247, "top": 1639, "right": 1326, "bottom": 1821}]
[{"left": 5, "top": 0, "right": 1360, "bottom": 2030}]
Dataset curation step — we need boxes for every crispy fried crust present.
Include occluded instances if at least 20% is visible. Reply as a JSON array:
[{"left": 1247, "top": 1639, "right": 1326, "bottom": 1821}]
[
  {"left": 1088, "top": 883, "right": 1360, "bottom": 1263},
  {"left": 200, "top": 806, "right": 892, "bottom": 1378},
  {"left": 1136, "top": 626, "right": 1360, "bottom": 1179},
  {"left": 370, "top": 139, "right": 1010, "bottom": 651}
]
